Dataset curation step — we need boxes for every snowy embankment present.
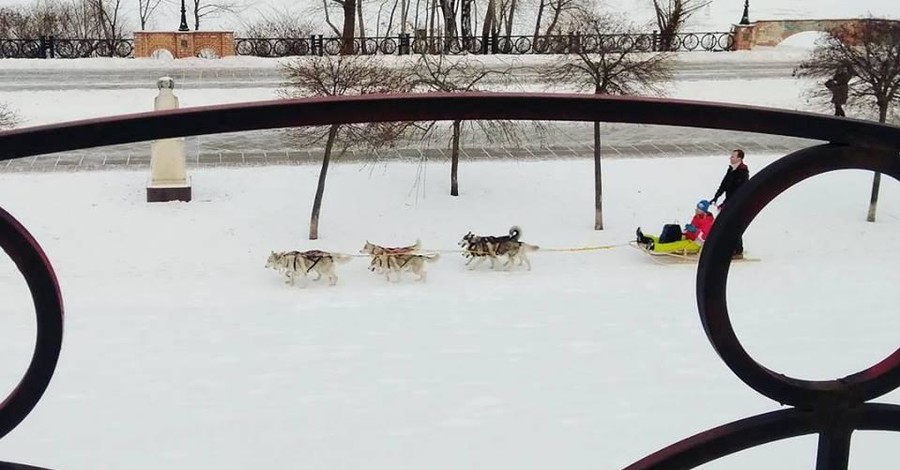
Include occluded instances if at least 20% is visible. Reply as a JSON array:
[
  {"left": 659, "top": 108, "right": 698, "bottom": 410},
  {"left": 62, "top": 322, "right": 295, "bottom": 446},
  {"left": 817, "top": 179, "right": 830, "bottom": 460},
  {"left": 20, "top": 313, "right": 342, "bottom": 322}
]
[{"left": 0, "top": 154, "right": 897, "bottom": 470}]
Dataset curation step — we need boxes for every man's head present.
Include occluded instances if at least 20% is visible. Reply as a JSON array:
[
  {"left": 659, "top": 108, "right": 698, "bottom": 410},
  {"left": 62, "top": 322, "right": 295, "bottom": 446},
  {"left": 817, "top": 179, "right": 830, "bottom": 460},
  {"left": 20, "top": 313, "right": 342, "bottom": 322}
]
[{"left": 730, "top": 149, "right": 744, "bottom": 166}]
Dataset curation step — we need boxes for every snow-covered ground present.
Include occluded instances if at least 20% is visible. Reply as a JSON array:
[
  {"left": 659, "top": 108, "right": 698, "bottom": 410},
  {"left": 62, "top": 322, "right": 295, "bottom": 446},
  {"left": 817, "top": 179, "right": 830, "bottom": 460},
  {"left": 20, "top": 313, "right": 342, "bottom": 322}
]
[
  {"left": 0, "top": 153, "right": 898, "bottom": 470},
  {"left": 0, "top": 29, "right": 898, "bottom": 469}
]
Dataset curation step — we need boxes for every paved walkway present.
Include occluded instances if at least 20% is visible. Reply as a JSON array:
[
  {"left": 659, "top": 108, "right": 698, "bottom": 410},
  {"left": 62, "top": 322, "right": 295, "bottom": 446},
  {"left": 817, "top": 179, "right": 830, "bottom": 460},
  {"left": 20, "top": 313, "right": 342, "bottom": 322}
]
[{"left": 1, "top": 137, "right": 815, "bottom": 173}]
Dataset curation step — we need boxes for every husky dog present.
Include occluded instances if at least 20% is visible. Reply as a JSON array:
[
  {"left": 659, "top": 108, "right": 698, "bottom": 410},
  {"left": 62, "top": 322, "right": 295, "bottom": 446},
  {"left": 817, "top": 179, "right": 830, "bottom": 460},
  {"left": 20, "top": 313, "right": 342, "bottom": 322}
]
[
  {"left": 498, "top": 241, "right": 540, "bottom": 270},
  {"left": 265, "top": 249, "right": 351, "bottom": 287},
  {"left": 360, "top": 240, "right": 439, "bottom": 282},
  {"left": 459, "top": 226, "right": 529, "bottom": 270},
  {"left": 360, "top": 239, "right": 420, "bottom": 274}
]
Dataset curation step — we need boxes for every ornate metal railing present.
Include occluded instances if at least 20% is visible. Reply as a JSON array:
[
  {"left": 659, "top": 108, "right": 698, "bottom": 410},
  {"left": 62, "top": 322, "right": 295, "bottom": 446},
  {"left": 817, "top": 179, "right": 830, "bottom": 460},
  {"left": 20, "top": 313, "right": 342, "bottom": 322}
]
[
  {"left": 0, "top": 37, "right": 133, "bottom": 58},
  {"left": 0, "top": 93, "right": 898, "bottom": 470},
  {"left": 234, "top": 31, "right": 734, "bottom": 57},
  {"left": 0, "top": 31, "right": 731, "bottom": 58}
]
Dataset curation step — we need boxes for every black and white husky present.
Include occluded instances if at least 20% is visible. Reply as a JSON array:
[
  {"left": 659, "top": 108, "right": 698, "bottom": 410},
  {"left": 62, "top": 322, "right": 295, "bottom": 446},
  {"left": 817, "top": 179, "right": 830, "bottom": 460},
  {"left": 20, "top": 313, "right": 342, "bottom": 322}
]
[{"left": 459, "top": 226, "right": 539, "bottom": 270}]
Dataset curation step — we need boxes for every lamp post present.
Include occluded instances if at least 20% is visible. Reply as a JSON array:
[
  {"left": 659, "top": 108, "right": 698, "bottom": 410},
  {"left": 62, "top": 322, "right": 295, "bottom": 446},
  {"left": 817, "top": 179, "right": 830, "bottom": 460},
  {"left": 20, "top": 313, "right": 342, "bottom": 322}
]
[
  {"left": 178, "top": 0, "right": 190, "bottom": 31},
  {"left": 739, "top": 0, "right": 750, "bottom": 25}
]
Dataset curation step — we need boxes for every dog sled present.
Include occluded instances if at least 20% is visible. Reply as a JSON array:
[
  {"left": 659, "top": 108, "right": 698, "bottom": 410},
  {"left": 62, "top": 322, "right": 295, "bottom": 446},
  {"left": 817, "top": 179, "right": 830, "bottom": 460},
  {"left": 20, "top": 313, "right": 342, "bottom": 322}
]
[{"left": 629, "top": 241, "right": 759, "bottom": 265}]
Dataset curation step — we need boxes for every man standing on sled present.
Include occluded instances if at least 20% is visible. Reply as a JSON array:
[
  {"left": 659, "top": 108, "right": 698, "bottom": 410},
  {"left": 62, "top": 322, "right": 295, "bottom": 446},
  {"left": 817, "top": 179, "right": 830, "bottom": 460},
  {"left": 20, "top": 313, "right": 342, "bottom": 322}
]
[{"left": 711, "top": 149, "right": 749, "bottom": 258}]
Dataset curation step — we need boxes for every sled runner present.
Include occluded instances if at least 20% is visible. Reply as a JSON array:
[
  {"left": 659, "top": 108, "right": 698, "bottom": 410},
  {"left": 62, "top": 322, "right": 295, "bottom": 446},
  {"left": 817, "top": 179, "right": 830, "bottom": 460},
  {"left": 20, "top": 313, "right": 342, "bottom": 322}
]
[{"left": 629, "top": 241, "right": 760, "bottom": 265}]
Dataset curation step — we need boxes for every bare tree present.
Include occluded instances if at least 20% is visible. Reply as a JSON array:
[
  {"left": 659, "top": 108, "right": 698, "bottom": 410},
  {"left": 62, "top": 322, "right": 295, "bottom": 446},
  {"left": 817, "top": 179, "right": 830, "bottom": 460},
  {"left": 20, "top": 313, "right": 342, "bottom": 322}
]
[
  {"left": 540, "top": 11, "right": 673, "bottom": 230},
  {"left": 410, "top": 54, "right": 530, "bottom": 196},
  {"left": 0, "top": 103, "right": 19, "bottom": 130},
  {"left": 279, "top": 55, "right": 414, "bottom": 239},
  {"left": 239, "top": 7, "right": 314, "bottom": 38},
  {"left": 0, "top": 0, "right": 91, "bottom": 39},
  {"left": 796, "top": 20, "right": 900, "bottom": 222},
  {"left": 651, "top": 0, "right": 709, "bottom": 51},
  {"left": 315, "top": 0, "right": 342, "bottom": 35},
  {"left": 137, "top": 0, "right": 164, "bottom": 30},
  {"left": 191, "top": 0, "right": 245, "bottom": 31},
  {"left": 532, "top": 0, "right": 584, "bottom": 40},
  {"left": 86, "top": 0, "right": 127, "bottom": 46}
]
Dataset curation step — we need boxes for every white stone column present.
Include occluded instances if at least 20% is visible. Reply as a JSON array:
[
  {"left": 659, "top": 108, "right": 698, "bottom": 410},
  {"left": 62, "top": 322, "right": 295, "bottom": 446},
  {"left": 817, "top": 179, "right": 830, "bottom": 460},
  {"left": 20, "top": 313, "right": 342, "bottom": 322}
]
[{"left": 147, "top": 76, "right": 192, "bottom": 202}]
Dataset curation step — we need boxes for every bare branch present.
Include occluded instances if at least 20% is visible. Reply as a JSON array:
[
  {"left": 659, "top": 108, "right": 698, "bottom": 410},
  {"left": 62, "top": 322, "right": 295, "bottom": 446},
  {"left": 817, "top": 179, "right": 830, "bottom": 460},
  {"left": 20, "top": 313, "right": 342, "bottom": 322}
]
[
  {"left": 651, "top": 0, "right": 710, "bottom": 51},
  {"left": 539, "top": 11, "right": 674, "bottom": 96}
]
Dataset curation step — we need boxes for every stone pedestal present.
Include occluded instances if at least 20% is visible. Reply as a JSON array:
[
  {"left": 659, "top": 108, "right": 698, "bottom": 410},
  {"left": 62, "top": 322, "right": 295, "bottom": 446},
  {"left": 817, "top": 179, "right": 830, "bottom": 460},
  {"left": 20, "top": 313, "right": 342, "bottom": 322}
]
[{"left": 147, "top": 76, "right": 192, "bottom": 203}]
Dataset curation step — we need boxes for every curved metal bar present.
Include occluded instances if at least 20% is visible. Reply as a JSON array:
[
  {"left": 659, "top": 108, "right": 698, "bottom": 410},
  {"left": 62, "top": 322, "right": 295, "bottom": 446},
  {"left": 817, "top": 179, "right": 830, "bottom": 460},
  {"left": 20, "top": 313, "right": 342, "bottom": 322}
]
[
  {"left": 697, "top": 143, "right": 900, "bottom": 408},
  {"left": 624, "top": 403, "right": 900, "bottom": 470},
  {"left": 1, "top": 93, "right": 899, "bottom": 162},
  {"left": 0, "top": 462, "right": 58, "bottom": 470},
  {"left": 624, "top": 408, "right": 820, "bottom": 470},
  {"left": 0, "top": 207, "right": 64, "bottom": 440}
]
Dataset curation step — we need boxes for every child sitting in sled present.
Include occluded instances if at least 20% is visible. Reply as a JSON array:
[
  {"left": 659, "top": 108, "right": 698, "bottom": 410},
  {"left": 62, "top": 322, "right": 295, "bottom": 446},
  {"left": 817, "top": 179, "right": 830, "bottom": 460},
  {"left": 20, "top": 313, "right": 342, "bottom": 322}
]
[{"left": 635, "top": 199, "right": 715, "bottom": 255}]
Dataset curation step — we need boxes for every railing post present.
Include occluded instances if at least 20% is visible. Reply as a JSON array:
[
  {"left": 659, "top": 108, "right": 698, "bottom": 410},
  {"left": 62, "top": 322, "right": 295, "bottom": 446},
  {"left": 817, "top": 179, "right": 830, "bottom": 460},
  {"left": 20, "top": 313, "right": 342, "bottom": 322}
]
[
  {"left": 398, "top": 33, "right": 409, "bottom": 55},
  {"left": 652, "top": 30, "right": 659, "bottom": 52}
]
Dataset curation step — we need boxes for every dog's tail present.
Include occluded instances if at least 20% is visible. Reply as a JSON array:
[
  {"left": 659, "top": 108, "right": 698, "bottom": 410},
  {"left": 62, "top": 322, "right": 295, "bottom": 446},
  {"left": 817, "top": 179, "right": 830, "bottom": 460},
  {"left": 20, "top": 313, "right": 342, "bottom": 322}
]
[
  {"left": 509, "top": 225, "right": 522, "bottom": 241},
  {"left": 412, "top": 238, "right": 422, "bottom": 250}
]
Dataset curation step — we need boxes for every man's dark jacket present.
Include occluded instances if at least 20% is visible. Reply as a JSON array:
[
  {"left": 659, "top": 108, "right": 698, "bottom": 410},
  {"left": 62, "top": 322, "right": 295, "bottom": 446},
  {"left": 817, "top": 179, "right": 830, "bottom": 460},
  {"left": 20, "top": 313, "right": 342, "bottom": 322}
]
[{"left": 713, "top": 162, "right": 749, "bottom": 206}]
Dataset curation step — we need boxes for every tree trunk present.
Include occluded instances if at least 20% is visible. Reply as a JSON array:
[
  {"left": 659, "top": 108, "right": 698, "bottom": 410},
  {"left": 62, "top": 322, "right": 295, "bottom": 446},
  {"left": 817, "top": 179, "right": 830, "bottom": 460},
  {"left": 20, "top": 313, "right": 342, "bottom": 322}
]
[
  {"left": 593, "top": 120, "right": 603, "bottom": 230},
  {"left": 357, "top": 0, "right": 366, "bottom": 40},
  {"left": 341, "top": 0, "right": 358, "bottom": 54},
  {"left": 867, "top": 103, "right": 890, "bottom": 222},
  {"left": 460, "top": 0, "right": 472, "bottom": 38},
  {"left": 504, "top": 0, "right": 517, "bottom": 37},
  {"left": 309, "top": 125, "right": 340, "bottom": 240},
  {"left": 481, "top": 0, "right": 495, "bottom": 37},
  {"left": 532, "top": 0, "right": 544, "bottom": 41},
  {"left": 401, "top": 0, "right": 408, "bottom": 33},
  {"left": 429, "top": 0, "right": 437, "bottom": 38},
  {"left": 440, "top": 0, "right": 458, "bottom": 39},
  {"left": 450, "top": 120, "right": 461, "bottom": 196}
]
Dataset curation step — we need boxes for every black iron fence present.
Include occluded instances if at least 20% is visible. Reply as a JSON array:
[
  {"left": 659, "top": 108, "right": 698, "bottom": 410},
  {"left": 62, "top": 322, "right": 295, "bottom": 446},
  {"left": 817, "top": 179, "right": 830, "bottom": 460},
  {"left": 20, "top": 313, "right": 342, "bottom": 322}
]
[
  {"left": 235, "top": 31, "right": 734, "bottom": 57},
  {"left": 0, "top": 37, "right": 133, "bottom": 58},
  {"left": 0, "top": 31, "right": 732, "bottom": 59}
]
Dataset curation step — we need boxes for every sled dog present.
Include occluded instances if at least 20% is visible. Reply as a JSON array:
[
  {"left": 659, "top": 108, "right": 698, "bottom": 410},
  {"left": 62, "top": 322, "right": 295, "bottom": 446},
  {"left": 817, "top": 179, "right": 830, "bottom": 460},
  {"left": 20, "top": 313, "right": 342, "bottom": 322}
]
[
  {"left": 459, "top": 226, "right": 536, "bottom": 270},
  {"left": 265, "top": 249, "right": 351, "bottom": 286},
  {"left": 360, "top": 240, "right": 438, "bottom": 282},
  {"left": 360, "top": 239, "right": 420, "bottom": 274}
]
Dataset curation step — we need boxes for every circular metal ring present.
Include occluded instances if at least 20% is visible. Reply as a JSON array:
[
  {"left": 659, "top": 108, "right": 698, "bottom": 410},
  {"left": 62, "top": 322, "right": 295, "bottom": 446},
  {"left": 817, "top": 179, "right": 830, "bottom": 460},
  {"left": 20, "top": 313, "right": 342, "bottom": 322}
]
[
  {"left": 698, "top": 143, "right": 900, "bottom": 408},
  {"left": 0, "top": 206, "right": 64, "bottom": 440}
]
